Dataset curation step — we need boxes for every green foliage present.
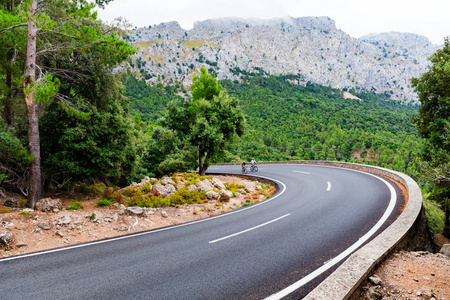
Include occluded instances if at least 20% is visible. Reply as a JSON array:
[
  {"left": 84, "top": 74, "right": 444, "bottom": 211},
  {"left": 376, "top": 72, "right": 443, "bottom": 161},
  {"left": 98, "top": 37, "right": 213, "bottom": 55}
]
[
  {"left": 66, "top": 201, "right": 84, "bottom": 210},
  {"left": 220, "top": 75, "right": 420, "bottom": 177},
  {"left": 411, "top": 38, "right": 450, "bottom": 237},
  {"left": 19, "top": 211, "right": 32, "bottom": 216},
  {"left": 77, "top": 183, "right": 106, "bottom": 198},
  {"left": 191, "top": 65, "right": 222, "bottom": 102},
  {"left": 423, "top": 193, "right": 445, "bottom": 233},
  {"left": 96, "top": 199, "right": 112, "bottom": 206}
]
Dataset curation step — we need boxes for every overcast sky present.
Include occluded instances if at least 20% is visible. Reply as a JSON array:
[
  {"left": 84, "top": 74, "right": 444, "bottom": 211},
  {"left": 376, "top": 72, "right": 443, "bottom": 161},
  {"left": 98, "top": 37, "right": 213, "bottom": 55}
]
[{"left": 96, "top": 0, "right": 449, "bottom": 45}]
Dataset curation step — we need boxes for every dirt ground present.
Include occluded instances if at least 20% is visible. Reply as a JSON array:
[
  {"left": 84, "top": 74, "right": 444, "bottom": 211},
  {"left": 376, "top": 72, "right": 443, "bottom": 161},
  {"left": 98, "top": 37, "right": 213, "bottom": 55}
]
[
  {"left": 360, "top": 234, "right": 450, "bottom": 300},
  {"left": 1, "top": 175, "right": 450, "bottom": 299}
]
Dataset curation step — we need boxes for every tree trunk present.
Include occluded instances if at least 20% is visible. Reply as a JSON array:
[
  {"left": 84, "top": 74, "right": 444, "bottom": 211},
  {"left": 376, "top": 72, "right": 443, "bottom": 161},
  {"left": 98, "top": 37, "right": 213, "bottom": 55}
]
[
  {"left": 444, "top": 198, "right": 450, "bottom": 239},
  {"left": 198, "top": 154, "right": 205, "bottom": 176},
  {"left": 24, "top": 0, "right": 41, "bottom": 209}
]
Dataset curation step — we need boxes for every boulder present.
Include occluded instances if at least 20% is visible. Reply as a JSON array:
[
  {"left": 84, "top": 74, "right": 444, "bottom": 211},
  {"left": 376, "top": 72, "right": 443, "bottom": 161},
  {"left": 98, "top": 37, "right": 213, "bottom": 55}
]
[
  {"left": 152, "top": 183, "right": 176, "bottom": 198},
  {"left": 218, "top": 190, "right": 233, "bottom": 202},
  {"left": 0, "top": 230, "right": 13, "bottom": 248},
  {"left": 206, "top": 191, "right": 219, "bottom": 200},
  {"left": 365, "top": 286, "right": 382, "bottom": 300},
  {"left": 368, "top": 275, "right": 382, "bottom": 285},
  {"left": 125, "top": 206, "right": 145, "bottom": 217},
  {"left": 211, "top": 178, "right": 226, "bottom": 190},
  {"left": 196, "top": 180, "right": 214, "bottom": 192},
  {"left": 440, "top": 244, "right": 450, "bottom": 258},
  {"left": 187, "top": 184, "right": 197, "bottom": 191},
  {"left": 35, "top": 198, "right": 62, "bottom": 212},
  {"left": 161, "top": 210, "right": 168, "bottom": 218},
  {"left": 161, "top": 177, "right": 176, "bottom": 186}
]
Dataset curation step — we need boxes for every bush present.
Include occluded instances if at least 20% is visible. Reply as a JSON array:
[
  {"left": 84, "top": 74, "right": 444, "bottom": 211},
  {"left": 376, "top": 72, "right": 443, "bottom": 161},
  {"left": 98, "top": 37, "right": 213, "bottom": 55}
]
[
  {"left": 78, "top": 183, "right": 106, "bottom": 197},
  {"left": 19, "top": 211, "right": 32, "bottom": 215},
  {"left": 97, "top": 199, "right": 112, "bottom": 206},
  {"left": 66, "top": 201, "right": 84, "bottom": 210},
  {"left": 423, "top": 194, "right": 445, "bottom": 233}
]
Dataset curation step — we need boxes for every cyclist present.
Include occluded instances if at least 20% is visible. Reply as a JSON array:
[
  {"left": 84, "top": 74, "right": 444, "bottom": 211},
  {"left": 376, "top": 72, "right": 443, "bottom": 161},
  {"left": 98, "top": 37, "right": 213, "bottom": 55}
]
[
  {"left": 241, "top": 161, "right": 247, "bottom": 172},
  {"left": 251, "top": 157, "right": 256, "bottom": 167}
]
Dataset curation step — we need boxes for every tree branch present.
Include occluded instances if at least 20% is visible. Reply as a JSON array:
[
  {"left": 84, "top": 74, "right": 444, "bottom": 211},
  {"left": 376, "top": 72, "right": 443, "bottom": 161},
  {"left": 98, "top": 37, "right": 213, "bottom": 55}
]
[{"left": 0, "top": 23, "right": 27, "bottom": 35}]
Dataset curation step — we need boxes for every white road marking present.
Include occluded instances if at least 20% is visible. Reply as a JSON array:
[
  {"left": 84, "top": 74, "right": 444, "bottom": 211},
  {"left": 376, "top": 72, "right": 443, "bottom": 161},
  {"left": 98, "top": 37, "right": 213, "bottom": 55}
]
[
  {"left": 265, "top": 169, "right": 397, "bottom": 300},
  {"left": 0, "top": 174, "right": 287, "bottom": 263},
  {"left": 293, "top": 170, "right": 311, "bottom": 174},
  {"left": 327, "top": 181, "right": 332, "bottom": 191},
  {"left": 208, "top": 214, "right": 291, "bottom": 244}
]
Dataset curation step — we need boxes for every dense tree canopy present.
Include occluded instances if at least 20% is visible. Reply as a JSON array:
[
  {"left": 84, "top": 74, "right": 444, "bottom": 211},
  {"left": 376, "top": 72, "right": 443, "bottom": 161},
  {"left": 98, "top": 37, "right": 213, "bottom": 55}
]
[{"left": 411, "top": 37, "right": 450, "bottom": 237}]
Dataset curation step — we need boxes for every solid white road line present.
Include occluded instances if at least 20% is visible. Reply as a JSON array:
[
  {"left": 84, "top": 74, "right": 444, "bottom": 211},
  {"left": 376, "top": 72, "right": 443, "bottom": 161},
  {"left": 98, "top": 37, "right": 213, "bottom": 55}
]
[
  {"left": 208, "top": 214, "right": 291, "bottom": 244},
  {"left": 265, "top": 169, "right": 397, "bottom": 300},
  {"left": 327, "top": 181, "right": 332, "bottom": 191}
]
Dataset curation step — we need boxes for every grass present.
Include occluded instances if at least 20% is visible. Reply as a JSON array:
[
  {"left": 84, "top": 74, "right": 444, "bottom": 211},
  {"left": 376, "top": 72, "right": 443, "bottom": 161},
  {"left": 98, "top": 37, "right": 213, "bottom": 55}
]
[
  {"left": 66, "top": 201, "right": 84, "bottom": 210},
  {"left": 96, "top": 199, "right": 112, "bottom": 206}
]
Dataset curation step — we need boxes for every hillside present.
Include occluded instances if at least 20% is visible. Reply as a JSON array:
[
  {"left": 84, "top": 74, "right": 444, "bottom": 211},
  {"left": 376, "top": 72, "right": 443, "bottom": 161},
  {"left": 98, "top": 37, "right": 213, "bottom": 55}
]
[
  {"left": 125, "top": 16, "right": 440, "bottom": 103},
  {"left": 125, "top": 74, "right": 421, "bottom": 179}
]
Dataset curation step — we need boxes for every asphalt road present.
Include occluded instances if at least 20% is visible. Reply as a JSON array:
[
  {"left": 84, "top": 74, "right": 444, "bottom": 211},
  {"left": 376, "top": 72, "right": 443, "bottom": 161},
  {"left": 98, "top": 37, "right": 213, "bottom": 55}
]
[{"left": 0, "top": 164, "right": 403, "bottom": 300}]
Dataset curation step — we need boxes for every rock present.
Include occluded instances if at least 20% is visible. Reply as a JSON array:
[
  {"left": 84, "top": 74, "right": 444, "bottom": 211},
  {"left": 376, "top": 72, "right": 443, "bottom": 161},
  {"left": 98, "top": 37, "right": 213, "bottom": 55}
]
[
  {"left": 117, "top": 225, "right": 128, "bottom": 231},
  {"left": 152, "top": 183, "right": 176, "bottom": 198},
  {"left": 58, "top": 216, "right": 71, "bottom": 226},
  {"left": 3, "top": 198, "right": 18, "bottom": 207},
  {"left": 0, "top": 230, "right": 13, "bottom": 248},
  {"left": 196, "top": 180, "right": 214, "bottom": 191},
  {"left": 366, "top": 286, "right": 382, "bottom": 300},
  {"left": 35, "top": 198, "right": 62, "bottom": 212},
  {"left": 55, "top": 231, "right": 64, "bottom": 238},
  {"left": 21, "top": 208, "right": 34, "bottom": 213},
  {"left": 218, "top": 190, "right": 233, "bottom": 202},
  {"left": 210, "top": 178, "right": 226, "bottom": 190},
  {"left": 161, "top": 210, "right": 168, "bottom": 218},
  {"left": 38, "top": 223, "right": 52, "bottom": 230},
  {"left": 16, "top": 242, "right": 27, "bottom": 248},
  {"left": 369, "top": 275, "right": 382, "bottom": 285},
  {"left": 255, "top": 185, "right": 262, "bottom": 191},
  {"left": 125, "top": 207, "right": 145, "bottom": 216},
  {"left": 187, "top": 184, "right": 197, "bottom": 191},
  {"left": 237, "top": 188, "right": 247, "bottom": 194},
  {"left": 206, "top": 191, "right": 219, "bottom": 200},
  {"left": 118, "top": 204, "right": 126, "bottom": 215},
  {"left": 161, "top": 177, "right": 176, "bottom": 185},
  {"left": 440, "top": 244, "right": 450, "bottom": 257}
]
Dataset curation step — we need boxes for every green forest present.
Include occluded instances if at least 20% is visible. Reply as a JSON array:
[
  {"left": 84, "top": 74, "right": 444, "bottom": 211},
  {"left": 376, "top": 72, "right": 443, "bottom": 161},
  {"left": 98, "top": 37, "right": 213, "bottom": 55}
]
[{"left": 126, "top": 74, "right": 421, "bottom": 180}]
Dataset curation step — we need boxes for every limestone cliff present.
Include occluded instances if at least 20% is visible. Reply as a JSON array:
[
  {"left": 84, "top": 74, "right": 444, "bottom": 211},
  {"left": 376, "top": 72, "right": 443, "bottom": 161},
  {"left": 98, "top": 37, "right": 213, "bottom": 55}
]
[{"left": 126, "top": 16, "right": 440, "bottom": 103}]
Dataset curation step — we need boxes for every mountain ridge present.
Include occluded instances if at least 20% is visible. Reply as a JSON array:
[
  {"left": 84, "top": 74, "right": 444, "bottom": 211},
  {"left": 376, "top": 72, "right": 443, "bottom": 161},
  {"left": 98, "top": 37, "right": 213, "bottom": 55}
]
[{"left": 126, "top": 16, "right": 440, "bottom": 103}]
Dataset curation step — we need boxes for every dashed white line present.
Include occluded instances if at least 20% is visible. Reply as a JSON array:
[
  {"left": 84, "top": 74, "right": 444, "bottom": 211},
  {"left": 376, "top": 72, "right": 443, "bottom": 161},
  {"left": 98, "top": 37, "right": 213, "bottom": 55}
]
[
  {"left": 327, "top": 181, "right": 332, "bottom": 191},
  {"left": 209, "top": 214, "right": 291, "bottom": 244},
  {"left": 293, "top": 170, "right": 311, "bottom": 174}
]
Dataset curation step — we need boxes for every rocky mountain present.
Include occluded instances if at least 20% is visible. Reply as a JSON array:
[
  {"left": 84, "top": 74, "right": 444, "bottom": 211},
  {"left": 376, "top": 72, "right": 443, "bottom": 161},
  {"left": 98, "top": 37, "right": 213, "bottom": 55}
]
[{"left": 125, "top": 16, "right": 441, "bottom": 103}]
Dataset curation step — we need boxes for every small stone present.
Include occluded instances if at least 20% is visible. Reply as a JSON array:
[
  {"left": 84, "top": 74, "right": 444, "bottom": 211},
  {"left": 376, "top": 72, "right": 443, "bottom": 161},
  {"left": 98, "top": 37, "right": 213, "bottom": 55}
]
[
  {"left": 369, "top": 275, "right": 382, "bottom": 286},
  {"left": 38, "top": 223, "right": 51, "bottom": 230},
  {"left": 366, "top": 286, "right": 382, "bottom": 300},
  {"left": 55, "top": 231, "right": 64, "bottom": 238},
  {"left": 16, "top": 242, "right": 27, "bottom": 248},
  {"left": 161, "top": 211, "right": 168, "bottom": 218}
]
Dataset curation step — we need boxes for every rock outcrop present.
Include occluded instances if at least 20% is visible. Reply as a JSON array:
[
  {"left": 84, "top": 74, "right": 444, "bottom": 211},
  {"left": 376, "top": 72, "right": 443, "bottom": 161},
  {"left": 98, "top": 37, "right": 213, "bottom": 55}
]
[{"left": 126, "top": 16, "right": 441, "bottom": 103}]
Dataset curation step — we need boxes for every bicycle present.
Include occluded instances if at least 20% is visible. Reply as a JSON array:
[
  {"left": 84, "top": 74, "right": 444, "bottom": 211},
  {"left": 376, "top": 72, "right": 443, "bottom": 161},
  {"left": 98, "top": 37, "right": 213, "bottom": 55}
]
[
  {"left": 241, "top": 166, "right": 248, "bottom": 174},
  {"left": 250, "top": 165, "right": 258, "bottom": 172}
]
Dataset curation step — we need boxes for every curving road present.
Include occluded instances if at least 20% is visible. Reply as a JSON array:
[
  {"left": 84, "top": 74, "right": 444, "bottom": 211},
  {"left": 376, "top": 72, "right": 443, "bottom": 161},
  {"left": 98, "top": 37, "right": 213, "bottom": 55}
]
[{"left": 0, "top": 164, "right": 404, "bottom": 299}]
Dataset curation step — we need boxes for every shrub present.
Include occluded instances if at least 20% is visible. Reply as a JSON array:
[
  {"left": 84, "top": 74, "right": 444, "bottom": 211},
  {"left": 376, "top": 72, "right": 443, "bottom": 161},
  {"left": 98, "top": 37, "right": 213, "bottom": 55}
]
[
  {"left": 224, "top": 182, "right": 245, "bottom": 190},
  {"left": 141, "top": 182, "right": 153, "bottom": 194},
  {"left": 66, "top": 201, "right": 84, "bottom": 210},
  {"left": 97, "top": 199, "right": 112, "bottom": 206},
  {"left": 423, "top": 194, "right": 445, "bottom": 233},
  {"left": 19, "top": 211, "right": 32, "bottom": 216},
  {"left": 78, "top": 183, "right": 106, "bottom": 197},
  {"left": 18, "top": 199, "right": 27, "bottom": 208}
]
